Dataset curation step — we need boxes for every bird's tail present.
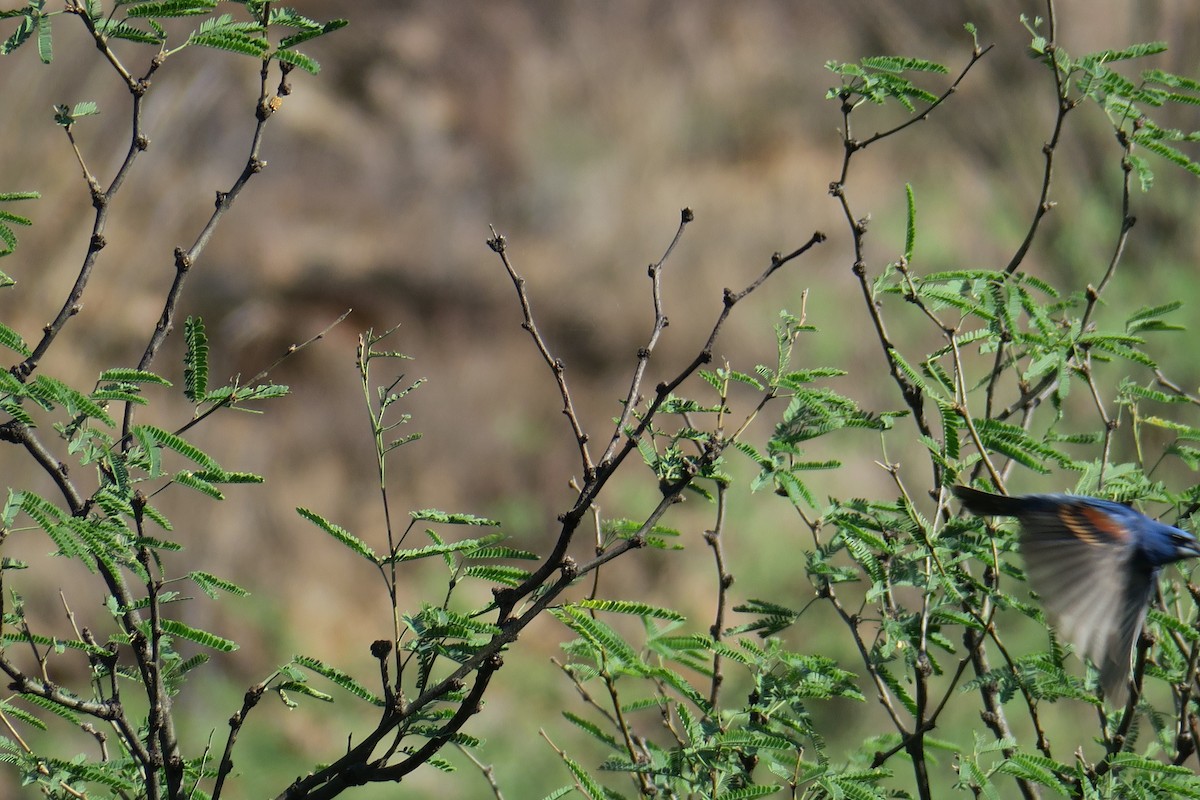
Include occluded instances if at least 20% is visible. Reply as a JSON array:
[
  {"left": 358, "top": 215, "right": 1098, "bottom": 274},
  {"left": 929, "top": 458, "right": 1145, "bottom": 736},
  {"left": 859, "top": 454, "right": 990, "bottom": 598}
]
[{"left": 951, "top": 485, "right": 1024, "bottom": 517}]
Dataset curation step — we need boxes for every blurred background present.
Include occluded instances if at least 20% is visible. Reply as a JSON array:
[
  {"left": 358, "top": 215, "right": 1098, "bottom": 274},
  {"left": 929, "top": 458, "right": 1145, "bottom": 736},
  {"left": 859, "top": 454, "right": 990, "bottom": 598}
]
[{"left": 2, "top": 1, "right": 1200, "bottom": 796}]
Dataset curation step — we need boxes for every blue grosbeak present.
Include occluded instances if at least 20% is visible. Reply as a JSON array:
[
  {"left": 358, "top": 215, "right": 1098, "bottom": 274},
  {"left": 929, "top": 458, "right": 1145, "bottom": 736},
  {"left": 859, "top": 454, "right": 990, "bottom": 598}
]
[{"left": 953, "top": 485, "right": 1200, "bottom": 702}]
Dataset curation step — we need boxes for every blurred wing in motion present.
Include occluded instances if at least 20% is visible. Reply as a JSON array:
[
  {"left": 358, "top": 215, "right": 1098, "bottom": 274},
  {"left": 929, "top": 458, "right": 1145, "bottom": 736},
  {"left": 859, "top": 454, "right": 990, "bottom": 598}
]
[{"left": 1016, "top": 500, "right": 1151, "bottom": 702}]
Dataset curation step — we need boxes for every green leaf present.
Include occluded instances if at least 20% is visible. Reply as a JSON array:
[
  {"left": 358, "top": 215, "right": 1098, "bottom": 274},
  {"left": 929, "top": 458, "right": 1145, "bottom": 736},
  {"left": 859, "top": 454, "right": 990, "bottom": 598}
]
[
  {"left": 183, "top": 316, "right": 209, "bottom": 402},
  {"left": 141, "top": 502, "right": 172, "bottom": 530},
  {"left": 275, "top": 680, "right": 333, "bottom": 704},
  {"left": 272, "top": 46, "right": 319, "bottom": 74},
  {"left": 1084, "top": 41, "right": 1168, "bottom": 64},
  {"left": 133, "top": 424, "right": 217, "bottom": 468},
  {"left": 92, "top": 18, "right": 163, "bottom": 44},
  {"left": 1, "top": 13, "right": 34, "bottom": 55},
  {"left": 903, "top": 182, "right": 916, "bottom": 262},
  {"left": 559, "top": 753, "right": 605, "bottom": 800},
  {"left": 124, "top": 0, "right": 216, "bottom": 17},
  {"left": 31, "top": 374, "right": 114, "bottom": 425},
  {"left": 552, "top": 606, "right": 644, "bottom": 672},
  {"left": 170, "top": 469, "right": 221, "bottom": 504},
  {"left": 715, "top": 787, "right": 780, "bottom": 800},
  {"left": 561, "top": 711, "right": 621, "bottom": 750},
  {"left": 469, "top": 545, "right": 538, "bottom": 561},
  {"left": 462, "top": 564, "right": 530, "bottom": 586},
  {"left": 292, "top": 654, "right": 383, "bottom": 705},
  {"left": 889, "top": 348, "right": 940, "bottom": 398},
  {"left": 35, "top": 11, "right": 50, "bottom": 63},
  {"left": 188, "top": 571, "right": 249, "bottom": 599},
  {"left": 297, "top": 507, "right": 377, "bottom": 562},
  {"left": 410, "top": 509, "right": 500, "bottom": 527},
  {"left": 0, "top": 699, "right": 48, "bottom": 730},
  {"left": 386, "top": 534, "right": 503, "bottom": 564},
  {"left": 188, "top": 22, "right": 269, "bottom": 58},
  {"left": 99, "top": 368, "right": 171, "bottom": 386},
  {"left": 53, "top": 102, "right": 99, "bottom": 127},
  {"left": 996, "top": 752, "right": 1070, "bottom": 793},
  {"left": 0, "top": 322, "right": 29, "bottom": 356},
  {"left": 860, "top": 55, "right": 949, "bottom": 75},
  {"left": 1137, "top": 136, "right": 1200, "bottom": 176},
  {"left": 574, "top": 598, "right": 686, "bottom": 622},
  {"left": 158, "top": 618, "right": 237, "bottom": 652},
  {"left": 274, "top": 12, "right": 347, "bottom": 49}
]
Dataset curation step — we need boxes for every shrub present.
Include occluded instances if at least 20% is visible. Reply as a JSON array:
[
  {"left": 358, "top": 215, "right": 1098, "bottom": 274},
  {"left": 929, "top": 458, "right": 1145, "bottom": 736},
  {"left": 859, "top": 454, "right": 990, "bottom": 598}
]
[{"left": 2, "top": 3, "right": 1200, "bottom": 799}]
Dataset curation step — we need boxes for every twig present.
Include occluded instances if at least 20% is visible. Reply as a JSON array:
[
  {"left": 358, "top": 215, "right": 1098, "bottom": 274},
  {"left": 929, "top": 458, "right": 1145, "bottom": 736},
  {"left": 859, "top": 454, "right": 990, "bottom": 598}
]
[
  {"left": 121, "top": 50, "right": 289, "bottom": 447},
  {"left": 1004, "top": 0, "right": 1071, "bottom": 276},
  {"left": 212, "top": 682, "right": 267, "bottom": 800},
  {"left": 600, "top": 208, "right": 694, "bottom": 467},
  {"left": 487, "top": 228, "right": 595, "bottom": 476},
  {"left": 455, "top": 743, "right": 505, "bottom": 800},
  {"left": 705, "top": 483, "right": 731, "bottom": 709},
  {"left": 830, "top": 44, "right": 992, "bottom": 481}
]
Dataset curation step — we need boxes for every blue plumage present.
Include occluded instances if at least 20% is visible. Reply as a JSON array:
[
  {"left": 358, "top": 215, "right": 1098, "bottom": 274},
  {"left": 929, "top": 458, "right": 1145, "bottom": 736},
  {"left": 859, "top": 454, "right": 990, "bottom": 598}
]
[{"left": 953, "top": 485, "right": 1200, "bottom": 702}]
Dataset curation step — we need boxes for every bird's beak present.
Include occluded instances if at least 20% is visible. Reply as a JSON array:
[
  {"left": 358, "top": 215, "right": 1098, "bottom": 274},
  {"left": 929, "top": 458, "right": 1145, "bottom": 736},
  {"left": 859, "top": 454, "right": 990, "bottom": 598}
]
[{"left": 1179, "top": 540, "right": 1200, "bottom": 560}]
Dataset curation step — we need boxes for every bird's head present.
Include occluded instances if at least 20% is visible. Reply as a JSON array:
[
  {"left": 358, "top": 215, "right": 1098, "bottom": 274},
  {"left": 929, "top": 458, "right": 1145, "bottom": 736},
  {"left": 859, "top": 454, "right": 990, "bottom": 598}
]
[
  {"left": 1147, "top": 525, "right": 1200, "bottom": 566},
  {"left": 1169, "top": 529, "right": 1200, "bottom": 560}
]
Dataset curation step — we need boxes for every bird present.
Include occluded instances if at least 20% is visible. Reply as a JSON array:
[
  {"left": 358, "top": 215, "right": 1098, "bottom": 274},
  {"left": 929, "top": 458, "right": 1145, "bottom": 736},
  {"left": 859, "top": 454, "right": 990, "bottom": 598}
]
[{"left": 952, "top": 484, "right": 1200, "bottom": 702}]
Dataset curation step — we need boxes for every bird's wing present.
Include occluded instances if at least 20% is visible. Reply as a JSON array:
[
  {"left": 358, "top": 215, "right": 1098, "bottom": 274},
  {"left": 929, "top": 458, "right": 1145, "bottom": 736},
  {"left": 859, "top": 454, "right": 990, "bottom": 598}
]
[
  {"left": 1098, "top": 570, "right": 1156, "bottom": 703},
  {"left": 1016, "top": 502, "right": 1149, "bottom": 699}
]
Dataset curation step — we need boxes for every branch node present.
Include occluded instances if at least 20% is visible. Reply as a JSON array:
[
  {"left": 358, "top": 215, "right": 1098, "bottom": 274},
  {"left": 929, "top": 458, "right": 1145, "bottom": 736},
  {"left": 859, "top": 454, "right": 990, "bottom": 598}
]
[
  {"left": 560, "top": 556, "right": 578, "bottom": 580},
  {"left": 90, "top": 233, "right": 106, "bottom": 251},
  {"left": 174, "top": 247, "right": 192, "bottom": 272},
  {"left": 680, "top": 207, "right": 694, "bottom": 223}
]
